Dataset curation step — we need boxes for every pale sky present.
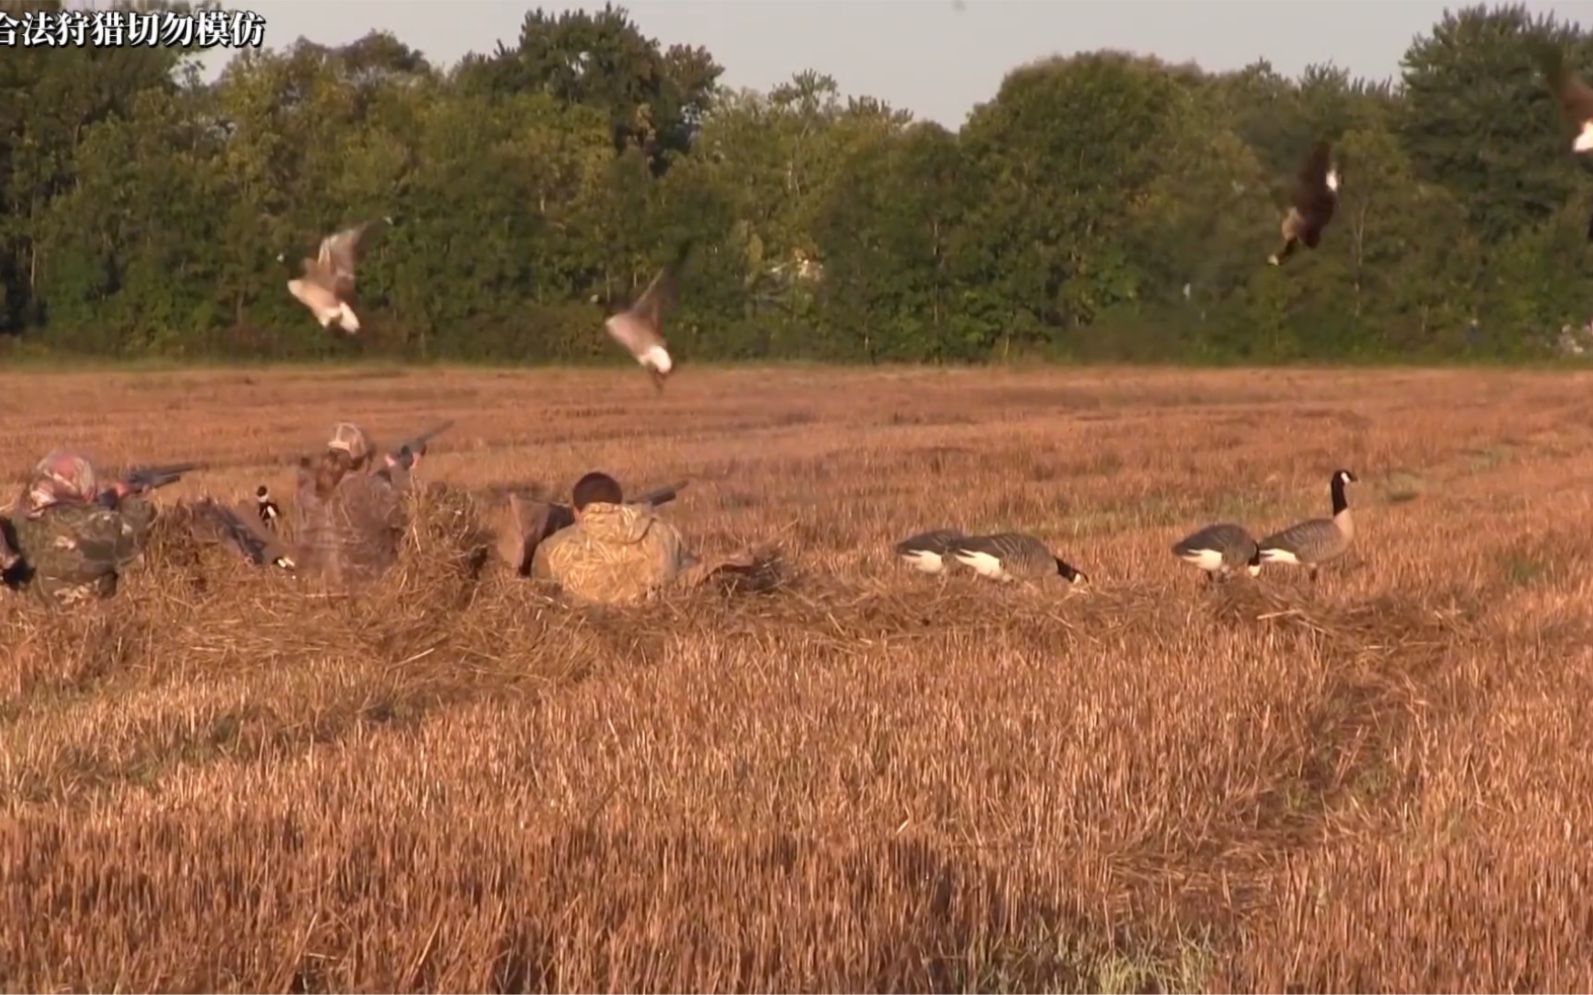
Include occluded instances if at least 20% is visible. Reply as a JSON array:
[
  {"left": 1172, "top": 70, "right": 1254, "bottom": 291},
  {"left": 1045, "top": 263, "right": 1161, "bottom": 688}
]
[{"left": 198, "top": 1, "right": 1593, "bottom": 128}]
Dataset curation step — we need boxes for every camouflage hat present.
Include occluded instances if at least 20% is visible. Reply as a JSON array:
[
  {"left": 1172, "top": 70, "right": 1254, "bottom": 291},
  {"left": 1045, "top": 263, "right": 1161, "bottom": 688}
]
[
  {"left": 22, "top": 449, "right": 99, "bottom": 518},
  {"left": 327, "top": 423, "right": 375, "bottom": 463}
]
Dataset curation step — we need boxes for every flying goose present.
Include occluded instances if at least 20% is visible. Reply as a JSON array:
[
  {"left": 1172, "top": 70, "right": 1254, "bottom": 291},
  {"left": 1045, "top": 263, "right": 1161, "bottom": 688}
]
[
  {"left": 280, "top": 217, "right": 392, "bottom": 335},
  {"left": 949, "top": 533, "right": 1090, "bottom": 586},
  {"left": 255, "top": 484, "right": 281, "bottom": 532},
  {"left": 1540, "top": 44, "right": 1593, "bottom": 155},
  {"left": 893, "top": 529, "right": 966, "bottom": 575},
  {"left": 603, "top": 241, "right": 693, "bottom": 392},
  {"left": 1268, "top": 141, "right": 1340, "bottom": 266},
  {"left": 1171, "top": 522, "right": 1262, "bottom": 584},
  {"left": 1256, "top": 469, "right": 1358, "bottom": 582}
]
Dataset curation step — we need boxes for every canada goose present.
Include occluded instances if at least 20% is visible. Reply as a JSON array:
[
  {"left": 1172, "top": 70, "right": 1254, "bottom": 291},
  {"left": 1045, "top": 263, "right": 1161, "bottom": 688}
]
[
  {"left": 893, "top": 529, "right": 966, "bottom": 575},
  {"left": 1540, "top": 44, "right": 1593, "bottom": 155},
  {"left": 1171, "top": 522, "right": 1262, "bottom": 584},
  {"left": 280, "top": 217, "right": 392, "bottom": 336},
  {"left": 603, "top": 241, "right": 693, "bottom": 392},
  {"left": 1257, "top": 469, "right": 1358, "bottom": 582},
  {"left": 1268, "top": 141, "right": 1340, "bottom": 266},
  {"left": 950, "top": 533, "right": 1089, "bottom": 586},
  {"left": 255, "top": 484, "right": 280, "bottom": 532}
]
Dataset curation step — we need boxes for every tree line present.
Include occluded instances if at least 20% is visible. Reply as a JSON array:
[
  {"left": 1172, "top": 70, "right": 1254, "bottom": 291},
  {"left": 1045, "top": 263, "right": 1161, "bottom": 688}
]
[{"left": 2, "top": 0, "right": 1592, "bottom": 366}]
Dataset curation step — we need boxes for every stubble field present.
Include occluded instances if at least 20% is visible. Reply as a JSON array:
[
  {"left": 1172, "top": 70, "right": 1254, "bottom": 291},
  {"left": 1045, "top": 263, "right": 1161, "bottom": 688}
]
[{"left": 3, "top": 363, "right": 1593, "bottom": 992}]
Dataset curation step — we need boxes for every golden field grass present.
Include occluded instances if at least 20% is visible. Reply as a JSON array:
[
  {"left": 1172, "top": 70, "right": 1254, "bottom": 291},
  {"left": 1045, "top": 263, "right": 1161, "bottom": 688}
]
[{"left": 4, "top": 363, "right": 1593, "bottom": 992}]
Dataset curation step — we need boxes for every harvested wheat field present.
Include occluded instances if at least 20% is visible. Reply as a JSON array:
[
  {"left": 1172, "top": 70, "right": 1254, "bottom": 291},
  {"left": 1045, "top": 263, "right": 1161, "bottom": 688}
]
[{"left": 4, "top": 363, "right": 1593, "bottom": 992}]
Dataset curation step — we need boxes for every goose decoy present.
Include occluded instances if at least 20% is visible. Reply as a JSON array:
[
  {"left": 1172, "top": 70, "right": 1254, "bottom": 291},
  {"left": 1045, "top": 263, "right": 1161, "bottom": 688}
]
[
  {"left": 1257, "top": 469, "right": 1358, "bottom": 582},
  {"left": 187, "top": 497, "right": 296, "bottom": 571},
  {"left": 950, "top": 533, "right": 1089, "bottom": 586},
  {"left": 1171, "top": 522, "right": 1262, "bottom": 584},
  {"left": 280, "top": 217, "right": 392, "bottom": 336},
  {"left": 893, "top": 529, "right": 966, "bottom": 575},
  {"left": 1268, "top": 141, "right": 1340, "bottom": 266},
  {"left": 603, "top": 241, "right": 693, "bottom": 392},
  {"left": 255, "top": 484, "right": 281, "bottom": 532}
]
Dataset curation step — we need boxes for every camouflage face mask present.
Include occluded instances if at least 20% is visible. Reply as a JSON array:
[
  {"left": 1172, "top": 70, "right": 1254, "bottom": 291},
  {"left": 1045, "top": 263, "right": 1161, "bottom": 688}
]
[{"left": 22, "top": 450, "right": 98, "bottom": 519}]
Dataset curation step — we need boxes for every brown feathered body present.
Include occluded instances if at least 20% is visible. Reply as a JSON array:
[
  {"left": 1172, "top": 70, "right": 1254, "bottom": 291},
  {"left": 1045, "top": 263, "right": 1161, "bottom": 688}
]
[
  {"left": 287, "top": 220, "right": 385, "bottom": 336},
  {"left": 1269, "top": 141, "right": 1341, "bottom": 266},
  {"left": 1540, "top": 47, "right": 1593, "bottom": 239},
  {"left": 604, "top": 244, "right": 691, "bottom": 391},
  {"left": 1543, "top": 47, "right": 1593, "bottom": 154}
]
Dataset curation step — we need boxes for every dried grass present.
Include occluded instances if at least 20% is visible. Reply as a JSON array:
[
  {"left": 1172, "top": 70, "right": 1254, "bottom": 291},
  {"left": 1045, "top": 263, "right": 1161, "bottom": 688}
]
[{"left": 3, "top": 364, "right": 1593, "bottom": 991}]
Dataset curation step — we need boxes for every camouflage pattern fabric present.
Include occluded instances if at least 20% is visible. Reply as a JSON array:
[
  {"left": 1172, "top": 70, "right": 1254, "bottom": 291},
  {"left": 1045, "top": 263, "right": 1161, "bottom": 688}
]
[
  {"left": 293, "top": 460, "right": 408, "bottom": 583},
  {"left": 530, "top": 501, "right": 698, "bottom": 605},
  {"left": 19, "top": 450, "right": 99, "bottom": 518},
  {"left": 7, "top": 497, "right": 156, "bottom": 607}
]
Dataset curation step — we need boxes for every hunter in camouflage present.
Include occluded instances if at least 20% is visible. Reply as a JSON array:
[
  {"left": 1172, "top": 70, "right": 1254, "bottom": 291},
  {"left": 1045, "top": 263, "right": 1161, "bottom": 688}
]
[
  {"left": 291, "top": 422, "right": 412, "bottom": 583},
  {"left": 3, "top": 450, "right": 157, "bottom": 607},
  {"left": 530, "top": 471, "right": 751, "bottom": 605}
]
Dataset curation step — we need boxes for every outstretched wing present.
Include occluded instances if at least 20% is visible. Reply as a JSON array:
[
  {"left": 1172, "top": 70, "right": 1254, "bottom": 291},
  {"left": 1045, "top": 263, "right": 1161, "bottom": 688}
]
[
  {"left": 317, "top": 218, "right": 390, "bottom": 298},
  {"left": 1541, "top": 45, "right": 1593, "bottom": 124},
  {"left": 1291, "top": 141, "right": 1333, "bottom": 212},
  {"left": 1564, "top": 70, "right": 1593, "bottom": 122},
  {"left": 627, "top": 240, "right": 695, "bottom": 331}
]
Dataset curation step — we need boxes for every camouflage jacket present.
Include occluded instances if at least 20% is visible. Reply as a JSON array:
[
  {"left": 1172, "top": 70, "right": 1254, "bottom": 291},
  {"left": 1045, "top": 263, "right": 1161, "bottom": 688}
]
[
  {"left": 293, "top": 465, "right": 409, "bottom": 584},
  {"left": 530, "top": 501, "right": 697, "bottom": 605},
  {"left": 6, "top": 497, "right": 156, "bottom": 607}
]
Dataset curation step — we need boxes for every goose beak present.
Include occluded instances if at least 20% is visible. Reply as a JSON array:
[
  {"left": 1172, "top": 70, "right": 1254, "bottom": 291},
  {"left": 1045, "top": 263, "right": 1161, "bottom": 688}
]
[{"left": 649, "top": 368, "right": 667, "bottom": 392}]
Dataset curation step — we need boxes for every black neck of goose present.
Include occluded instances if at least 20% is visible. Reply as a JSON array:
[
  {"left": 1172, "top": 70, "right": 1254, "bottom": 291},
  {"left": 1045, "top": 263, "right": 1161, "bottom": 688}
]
[
  {"left": 1055, "top": 558, "right": 1078, "bottom": 581},
  {"left": 1330, "top": 476, "right": 1348, "bottom": 515}
]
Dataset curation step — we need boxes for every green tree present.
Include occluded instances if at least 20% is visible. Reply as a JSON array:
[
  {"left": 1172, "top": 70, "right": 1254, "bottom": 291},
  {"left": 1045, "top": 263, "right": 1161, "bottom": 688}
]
[{"left": 1400, "top": 3, "right": 1592, "bottom": 244}]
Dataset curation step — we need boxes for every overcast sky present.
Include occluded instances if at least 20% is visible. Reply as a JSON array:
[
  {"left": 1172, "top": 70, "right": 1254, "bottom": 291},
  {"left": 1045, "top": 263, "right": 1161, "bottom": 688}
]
[{"left": 195, "top": 1, "right": 1593, "bottom": 127}]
